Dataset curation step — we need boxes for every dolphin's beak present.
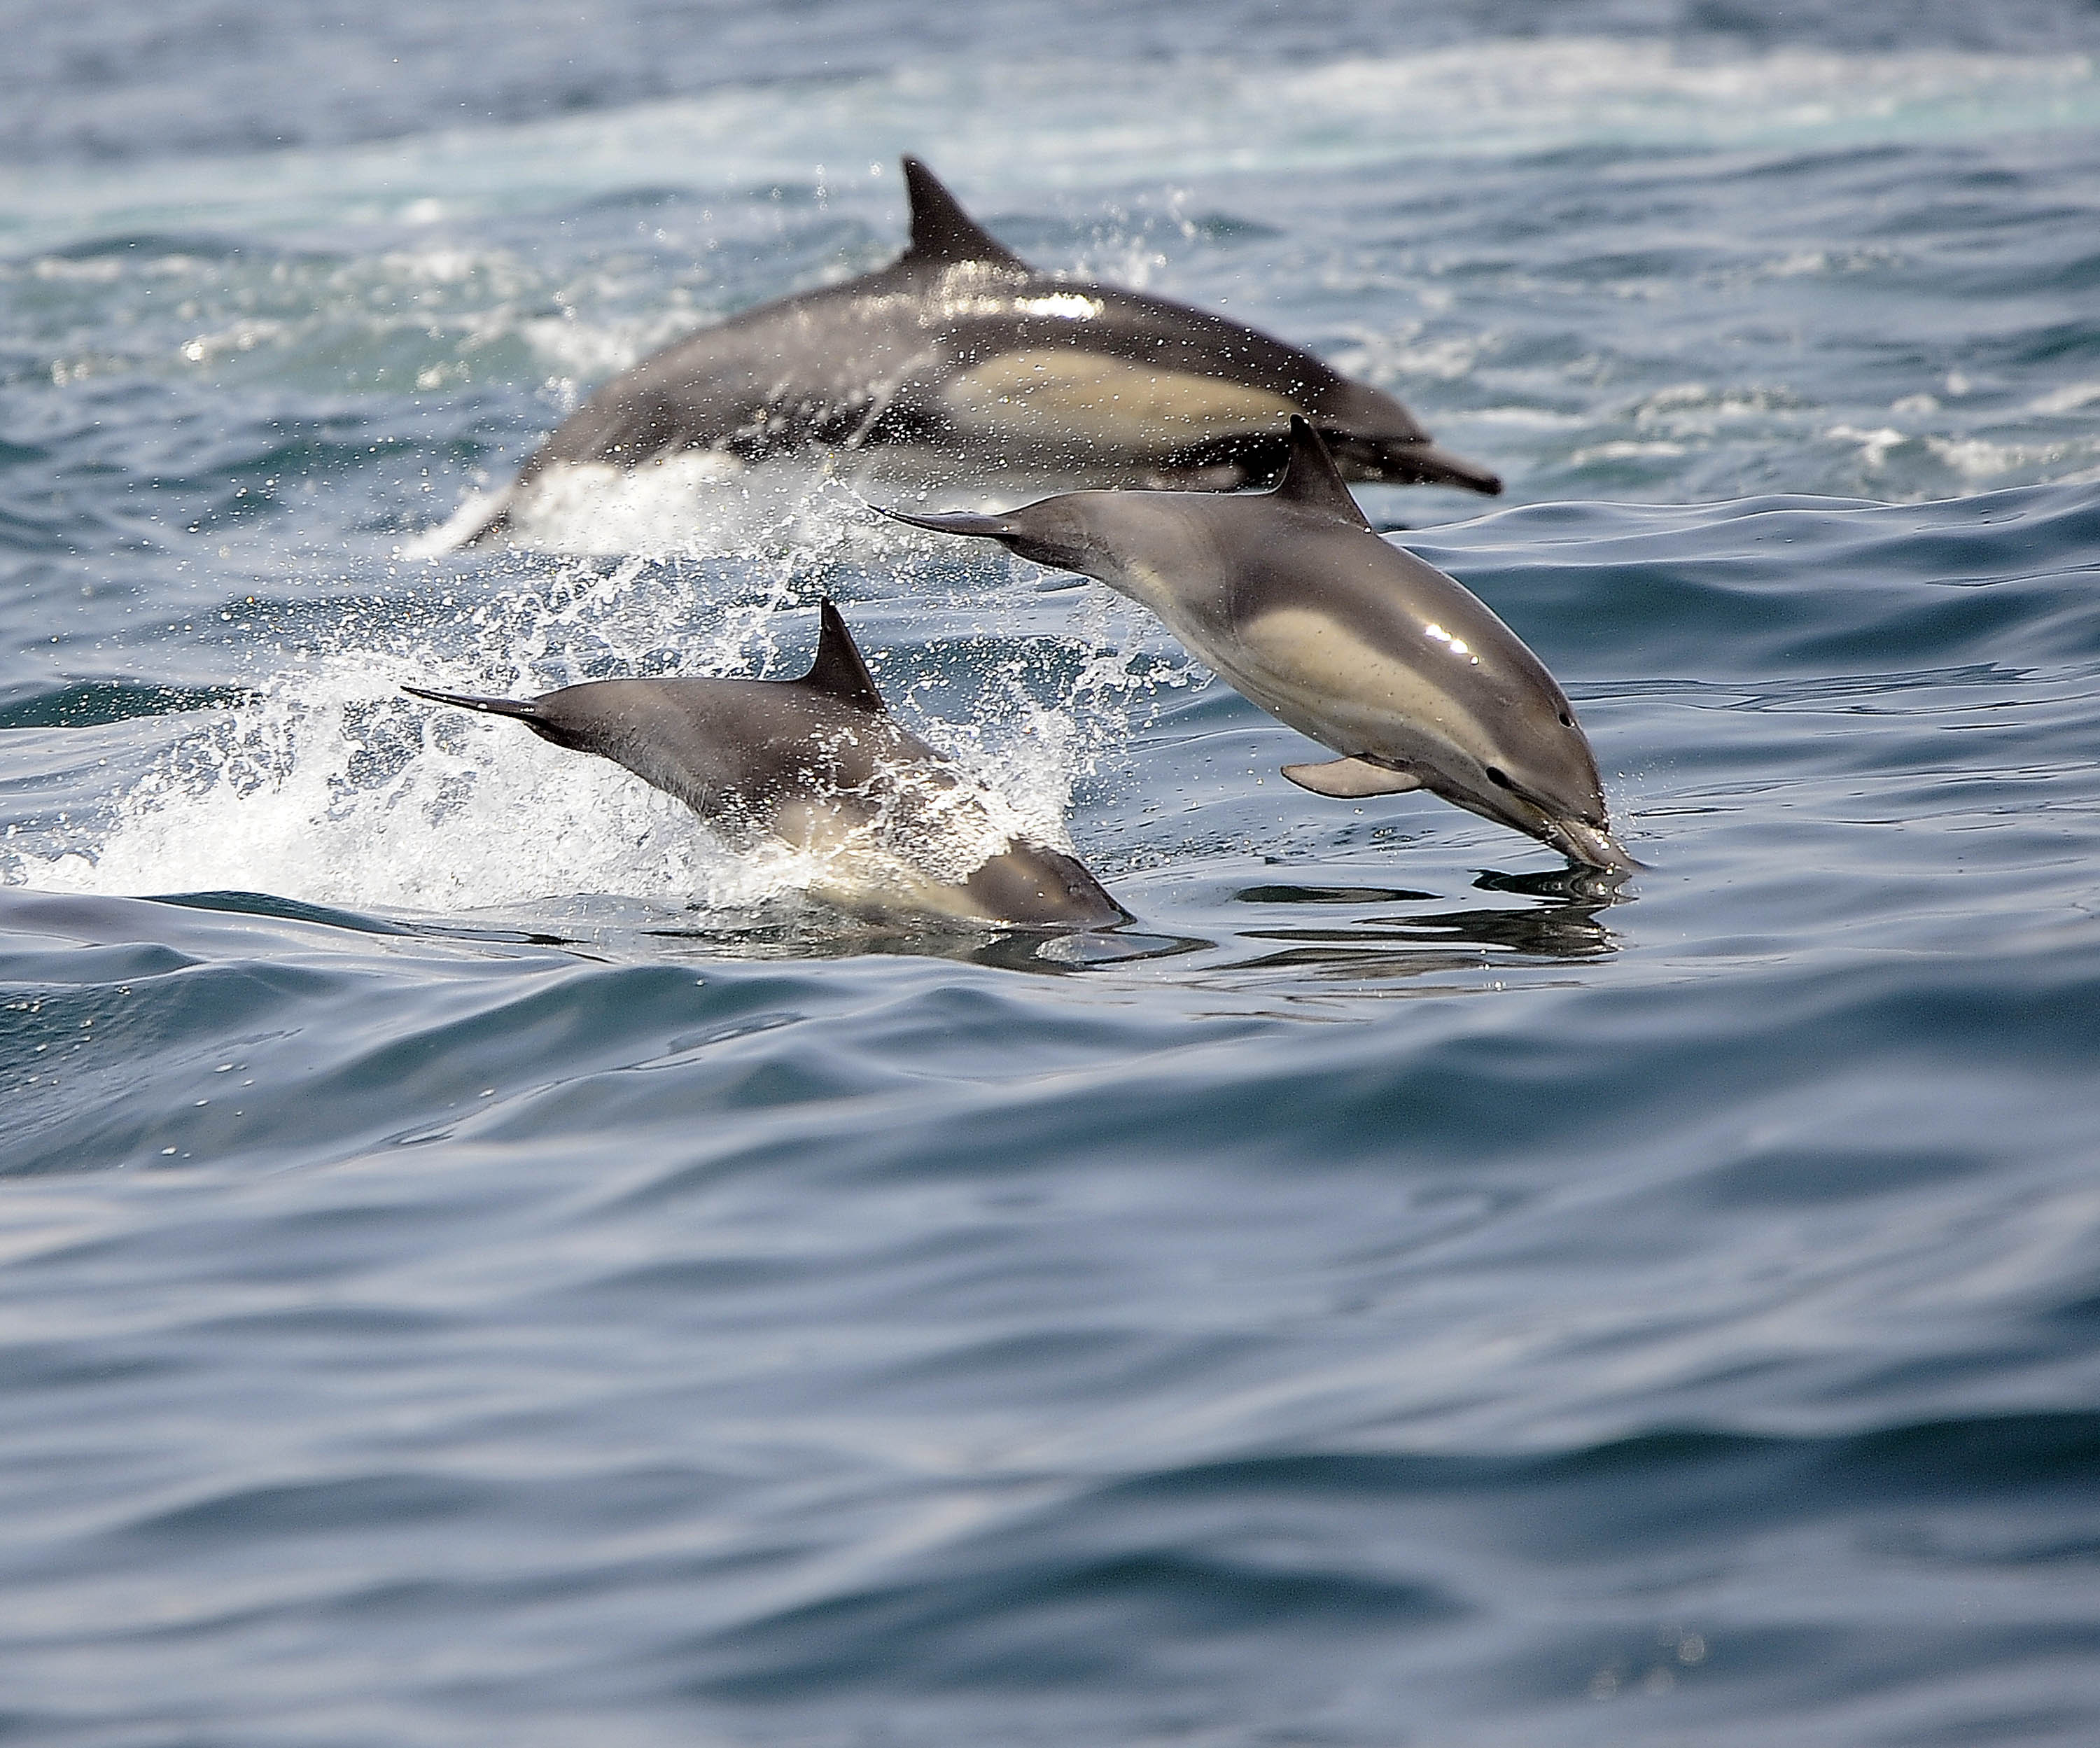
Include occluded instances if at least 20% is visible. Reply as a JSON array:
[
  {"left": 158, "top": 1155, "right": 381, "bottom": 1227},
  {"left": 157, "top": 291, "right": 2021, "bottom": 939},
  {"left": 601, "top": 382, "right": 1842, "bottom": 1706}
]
[
  {"left": 1438, "top": 782, "right": 1642, "bottom": 874},
  {"left": 1545, "top": 817, "right": 1642, "bottom": 873}
]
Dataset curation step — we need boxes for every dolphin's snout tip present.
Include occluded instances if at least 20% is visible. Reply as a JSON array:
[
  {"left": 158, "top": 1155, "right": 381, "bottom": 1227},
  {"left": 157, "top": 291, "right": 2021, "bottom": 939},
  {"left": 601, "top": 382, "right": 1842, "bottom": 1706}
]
[{"left": 1551, "top": 818, "right": 1643, "bottom": 874}]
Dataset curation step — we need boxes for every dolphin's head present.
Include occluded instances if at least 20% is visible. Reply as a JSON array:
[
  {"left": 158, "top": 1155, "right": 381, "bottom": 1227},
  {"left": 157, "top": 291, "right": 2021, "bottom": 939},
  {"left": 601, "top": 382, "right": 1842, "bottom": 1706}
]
[
  {"left": 881, "top": 459, "right": 1633, "bottom": 873},
  {"left": 1420, "top": 687, "right": 1635, "bottom": 872}
]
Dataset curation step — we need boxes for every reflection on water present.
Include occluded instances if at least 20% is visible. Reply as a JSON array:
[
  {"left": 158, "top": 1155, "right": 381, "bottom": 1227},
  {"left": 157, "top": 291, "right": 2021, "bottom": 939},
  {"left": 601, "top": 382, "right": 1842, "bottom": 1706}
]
[
  {"left": 1236, "top": 884, "right": 1438, "bottom": 905},
  {"left": 144, "top": 866, "right": 1630, "bottom": 994},
  {"left": 1213, "top": 868, "right": 1629, "bottom": 986},
  {"left": 152, "top": 888, "right": 1205, "bottom": 976}
]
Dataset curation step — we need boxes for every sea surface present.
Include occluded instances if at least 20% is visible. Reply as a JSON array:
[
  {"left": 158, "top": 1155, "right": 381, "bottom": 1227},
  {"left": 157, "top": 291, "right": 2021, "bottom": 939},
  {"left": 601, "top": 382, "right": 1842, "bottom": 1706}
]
[{"left": 4, "top": 4, "right": 2100, "bottom": 1744}]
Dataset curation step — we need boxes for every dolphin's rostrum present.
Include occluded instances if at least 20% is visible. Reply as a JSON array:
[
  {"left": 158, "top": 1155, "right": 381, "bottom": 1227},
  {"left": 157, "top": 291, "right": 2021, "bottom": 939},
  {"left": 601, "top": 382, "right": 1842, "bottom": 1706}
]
[
  {"left": 458, "top": 158, "right": 1499, "bottom": 545},
  {"left": 402, "top": 602, "right": 1130, "bottom": 928},
  {"left": 885, "top": 418, "right": 1635, "bottom": 873}
]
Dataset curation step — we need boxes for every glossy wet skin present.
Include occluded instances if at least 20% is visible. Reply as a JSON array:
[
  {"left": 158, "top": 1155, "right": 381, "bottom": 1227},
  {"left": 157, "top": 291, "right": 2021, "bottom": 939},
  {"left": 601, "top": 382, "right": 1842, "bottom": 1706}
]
[
  {"left": 465, "top": 160, "right": 1498, "bottom": 543},
  {"left": 887, "top": 424, "right": 1633, "bottom": 872},
  {"left": 525, "top": 258, "right": 1499, "bottom": 491}
]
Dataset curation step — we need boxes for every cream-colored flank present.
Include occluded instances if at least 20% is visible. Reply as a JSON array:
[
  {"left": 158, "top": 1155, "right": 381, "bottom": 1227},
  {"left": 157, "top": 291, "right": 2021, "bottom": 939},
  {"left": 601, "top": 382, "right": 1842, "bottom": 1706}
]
[
  {"left": 1222, "top": 606, "right": 1482, "bottom": 760},
  {"left": 944, "top": 352, "right": 1298, "bottom": 450},
  {"left": 769, "top": 769, "right": 1040, "bottom": 924}
]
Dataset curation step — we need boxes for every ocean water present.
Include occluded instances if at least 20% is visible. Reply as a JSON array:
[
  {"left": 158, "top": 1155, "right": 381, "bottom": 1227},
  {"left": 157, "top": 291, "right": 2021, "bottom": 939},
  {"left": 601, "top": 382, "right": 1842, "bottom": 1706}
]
[{"left": 5, "top": 4, "right": 2100, "bottom": 1744}]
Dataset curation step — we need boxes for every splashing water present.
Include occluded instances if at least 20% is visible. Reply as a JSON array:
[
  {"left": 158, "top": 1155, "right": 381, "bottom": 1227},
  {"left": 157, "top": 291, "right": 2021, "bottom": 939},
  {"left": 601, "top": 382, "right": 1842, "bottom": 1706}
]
[{"left": 8, "top": 495, "right": 1146, "bottom": 925}]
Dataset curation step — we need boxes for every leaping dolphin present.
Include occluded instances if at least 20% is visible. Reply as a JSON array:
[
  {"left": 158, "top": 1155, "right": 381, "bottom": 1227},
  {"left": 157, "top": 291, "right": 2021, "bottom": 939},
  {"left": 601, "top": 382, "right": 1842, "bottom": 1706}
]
[
  {"left": 883, "top": 418, "right": 1634, "bottom": 873},
  {"left": 454, "top": 158, "right": 1499, "bottom": 547},
  {"left": 402, "top": 601, "right": 1130, "bottom": 928}
]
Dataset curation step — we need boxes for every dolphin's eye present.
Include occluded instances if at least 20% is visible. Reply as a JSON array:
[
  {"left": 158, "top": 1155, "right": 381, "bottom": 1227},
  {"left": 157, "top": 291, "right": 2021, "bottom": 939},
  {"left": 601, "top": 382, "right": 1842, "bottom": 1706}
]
[
  {"left": 1485, "top": 766, "right": 1514, "bottom": 790},
  {"left": 1558, "top": 712, "right": 1574, "bottom": 728}
]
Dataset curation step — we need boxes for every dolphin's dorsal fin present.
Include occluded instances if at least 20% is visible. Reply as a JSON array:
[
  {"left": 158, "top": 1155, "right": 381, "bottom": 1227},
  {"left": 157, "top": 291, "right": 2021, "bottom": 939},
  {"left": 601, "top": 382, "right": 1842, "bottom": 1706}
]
[
  {"left": 1273, "top": 415, "right": 1374, "bottom": 531},
  {"left": 799, "top": 600, "right": 888, "bottom": 713},
  {"left": 899, "top": 157, "right": 1029, "bottom": 272}
]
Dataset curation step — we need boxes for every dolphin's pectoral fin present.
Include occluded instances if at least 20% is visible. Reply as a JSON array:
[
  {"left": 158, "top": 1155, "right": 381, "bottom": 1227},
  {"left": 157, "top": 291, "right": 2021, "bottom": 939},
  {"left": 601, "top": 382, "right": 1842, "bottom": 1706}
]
[
  {"left": 1281, "top": 757, "right": 1424, "bottom": 799},
  {"left": 899, "top": 158, "right": 1030, "bottom": 272},
  {"left": 1272, "top": 417, "right": 1376, "bottom": 531},
  {"left": 798, "top": 601, "right": 889, "bottom": 715}
]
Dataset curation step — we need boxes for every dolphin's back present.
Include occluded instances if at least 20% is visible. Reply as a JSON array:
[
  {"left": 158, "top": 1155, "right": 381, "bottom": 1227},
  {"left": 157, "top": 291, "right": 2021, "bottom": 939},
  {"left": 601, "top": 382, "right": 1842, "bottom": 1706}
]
[{"left": 525, "top": 675, "right": 915, "bottom": 821}]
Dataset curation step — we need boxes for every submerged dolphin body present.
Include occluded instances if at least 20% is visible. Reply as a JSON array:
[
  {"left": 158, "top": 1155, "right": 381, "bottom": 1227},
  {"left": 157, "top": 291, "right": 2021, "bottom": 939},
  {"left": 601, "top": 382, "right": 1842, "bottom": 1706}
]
[
  {"left": 402, "top": 602, "right": 1130, "bottom": 928},
  {"left": 885, "top": 419, "right": 1635, "bottom": 872},
  {"left": 456, "top": 158, "right": 1499, "bottom": 546}
]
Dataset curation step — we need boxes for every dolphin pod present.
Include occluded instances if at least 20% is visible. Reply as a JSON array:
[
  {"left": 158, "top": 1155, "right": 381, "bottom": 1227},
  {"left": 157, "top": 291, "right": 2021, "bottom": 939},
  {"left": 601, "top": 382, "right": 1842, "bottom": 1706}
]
[
  {"left": 403, "top": 602, "right": 1130, "bottom": 930},
  {"left": 886, "top": 418, "right": 1634, "bottom": 873},
  {"left": 456, "top": 157, "right": 1500, "bottom": 547},
  {"left": 411, "top": 171, "right": 1634, "bottom": 909}
]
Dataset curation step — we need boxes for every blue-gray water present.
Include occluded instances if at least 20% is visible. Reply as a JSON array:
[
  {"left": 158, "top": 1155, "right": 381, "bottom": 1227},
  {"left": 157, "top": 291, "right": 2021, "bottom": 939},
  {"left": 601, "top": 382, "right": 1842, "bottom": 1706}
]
[{"left": 5, "top": 5, "right": 2100, "bottom": 1744}]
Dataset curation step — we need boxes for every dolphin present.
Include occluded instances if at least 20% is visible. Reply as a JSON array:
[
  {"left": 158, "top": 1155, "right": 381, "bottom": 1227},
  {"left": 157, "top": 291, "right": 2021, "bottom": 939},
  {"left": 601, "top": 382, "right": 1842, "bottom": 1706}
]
[
  {"left": 402, "top": 601, "right": 1130, "bottom": 928},
  {"left": 883, "top": 418, "right": 1634, "bottom": 872},
  {"left": 454, "top": 158, "right": 1499, "bottom": 546}
]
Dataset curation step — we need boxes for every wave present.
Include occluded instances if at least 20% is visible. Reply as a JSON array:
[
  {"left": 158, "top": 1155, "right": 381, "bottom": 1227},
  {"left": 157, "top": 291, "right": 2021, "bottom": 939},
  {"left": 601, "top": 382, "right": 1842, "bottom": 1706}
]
[{"left": 4, "top": 39, "right": 2095, "bottom": 253}]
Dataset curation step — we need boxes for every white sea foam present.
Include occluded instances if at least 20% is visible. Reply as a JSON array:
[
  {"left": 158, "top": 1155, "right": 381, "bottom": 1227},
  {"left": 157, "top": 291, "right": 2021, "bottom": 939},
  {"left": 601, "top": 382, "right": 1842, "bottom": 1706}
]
[
  {"left": 1568, "top": 439, "right": 1687, "bottom": 464},
  {"left": 1826, "top": 424, "right": 1913, "bottom": 470},
  {"left": 17, "top": 662, "right": 731, "bottom": 914},
  {"left": 2029, "top": 381, "right": 2100, "bottom": 417},
  {"left": 1924, "top": 434, "right": 2080, "bottom": 482},
  {"left": 12, "top": 658, "right": 1097, "bottom": 922}
]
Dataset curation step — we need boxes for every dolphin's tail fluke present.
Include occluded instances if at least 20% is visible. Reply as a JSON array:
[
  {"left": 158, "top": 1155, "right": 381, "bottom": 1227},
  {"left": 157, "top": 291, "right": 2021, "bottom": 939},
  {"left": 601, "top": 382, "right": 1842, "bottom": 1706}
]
[
  {"left": 877, "top": 506, "right": 1018, "bottom": 540},
  {"left": 402, "top": 684, "right": 542, "bottom": 720},
  {"left": 457, "top": 500, "right": 515, "bottom": 547},
  {"left": 405, "top": 487, "right": 517, "bottom": 554},
  {"left": 1394, "top": 440, "right": 1503, "bottom": 496},
  {"left": 876, "top": 503, "right": 1093, "bottom": 576}
]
